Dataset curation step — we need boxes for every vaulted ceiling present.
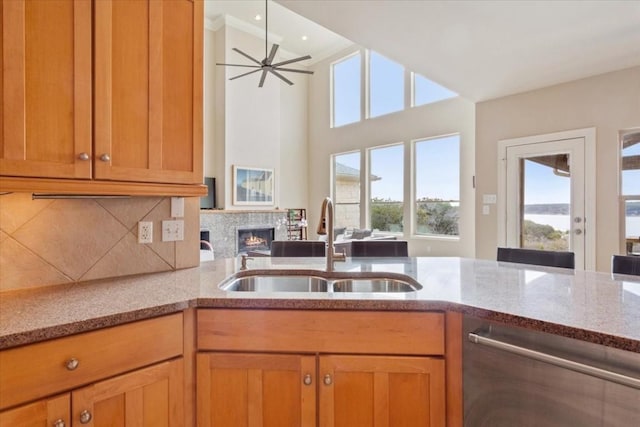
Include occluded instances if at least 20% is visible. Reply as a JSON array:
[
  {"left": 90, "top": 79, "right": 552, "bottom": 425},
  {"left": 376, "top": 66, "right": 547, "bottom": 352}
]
[{"left": 207, "top": 1, "right": 640, "bottom": 102}]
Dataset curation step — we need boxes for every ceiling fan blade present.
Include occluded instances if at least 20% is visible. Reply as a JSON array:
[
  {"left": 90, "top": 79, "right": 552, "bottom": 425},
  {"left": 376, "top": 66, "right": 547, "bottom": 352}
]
[
  {"left": 266, "top": 44, "right": 279, "bottom": 65},
  {"left": 232, "top": 48, "right": 262, "bottom": 65},
  {"left": 274, "top": 67, "right": 314, "bottom": 75},
  {"left": 258, "top": 69, "right": 269, "bottom": 87},
  {"left": 229, "top": 68, "right": 263, "bottom": 81},
  {"left": 216, "top": 63, "right": 261, "bottom": 68},
  {"left": 269, "top": 69, "right": 294, "bottom": 86},
  {"left": 271, "top": 55, "right": 312, "bottom": 68}
]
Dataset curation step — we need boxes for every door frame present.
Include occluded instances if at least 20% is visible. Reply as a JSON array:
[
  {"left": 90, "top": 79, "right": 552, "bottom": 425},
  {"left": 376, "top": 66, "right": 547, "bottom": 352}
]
[{"left": 497, "top": 128, "right": 596, "bottom": 271}]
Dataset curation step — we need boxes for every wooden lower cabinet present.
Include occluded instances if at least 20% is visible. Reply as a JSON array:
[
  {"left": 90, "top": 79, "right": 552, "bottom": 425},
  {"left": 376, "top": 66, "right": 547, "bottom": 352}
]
[
  {"left": 0, "top": 359, "right": 183, "bottom": 427},
  {"left": 0, "top": 394, "right": 70, "bottom": 427},
  {"left": 72, "top": 358, "right": 184, "bottom": 427},
  {"left": 197, "top": 352, "right": 445, "bottom": 427},
  {"left": 319, "top": 355, "right": 445, "bottom": 427},
  {"left": 197, "top": 353, "right": 316, "bottom": 427}
]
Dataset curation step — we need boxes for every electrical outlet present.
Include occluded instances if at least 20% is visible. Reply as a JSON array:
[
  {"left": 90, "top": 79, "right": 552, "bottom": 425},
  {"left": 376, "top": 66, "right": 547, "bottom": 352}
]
[
  {"left": 138, "top": 221, "right": 153, "bottom": 244},
  {"left": 162, "top": 220, "right": 184, "bottom": 242}
]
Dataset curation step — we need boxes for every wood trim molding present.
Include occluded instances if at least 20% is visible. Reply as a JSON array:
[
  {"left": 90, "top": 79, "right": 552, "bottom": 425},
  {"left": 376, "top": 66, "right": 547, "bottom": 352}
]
[{"left": 0, "top": 177, "right": 207, "bottom": 197}]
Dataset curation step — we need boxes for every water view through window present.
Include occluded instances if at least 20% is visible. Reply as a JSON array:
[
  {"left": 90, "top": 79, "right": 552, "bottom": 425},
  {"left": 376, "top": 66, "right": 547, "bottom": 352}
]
[{"left": 521, "top": 156, "right": 571, "bottom": 251}]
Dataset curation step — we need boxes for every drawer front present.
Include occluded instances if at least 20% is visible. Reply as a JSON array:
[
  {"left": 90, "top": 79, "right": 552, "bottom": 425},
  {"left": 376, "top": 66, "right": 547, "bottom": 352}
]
[
  {"left": 197, "top": 309, "right": 444, "bottom": 356},
  {"left": 0, "top": 313, "right": 183, "bottom": 410}
]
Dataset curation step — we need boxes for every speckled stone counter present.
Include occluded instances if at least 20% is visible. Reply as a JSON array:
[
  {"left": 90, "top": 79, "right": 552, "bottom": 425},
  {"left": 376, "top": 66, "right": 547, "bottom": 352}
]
[{"left": 1, "top": 257, "right": 639, "bottom": 353}]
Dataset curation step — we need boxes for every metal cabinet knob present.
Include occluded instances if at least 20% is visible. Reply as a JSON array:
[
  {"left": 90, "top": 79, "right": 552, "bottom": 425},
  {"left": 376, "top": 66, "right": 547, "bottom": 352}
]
[
  {"left": 65, "top": 358, "right": 79, "bottom": 371},
  {"left": 78, "top": 152, "right": 90, "bottom": 161},
  {"left": 323, "top": 374, "right": 332, "bottom": 386},
  {"left": 99, "top": 153, "right": 111, "bottom": 162},
  {"left": 79, "top": 410, "right": 92, "bottom": 424},
  {"left": 303, "top": 373, "right": 312, "bottom": 386},
  {"left": 575, "top": 229, "right": 583, "bottom": 235},
  {"left": 53, "top": 419, "right": 66, "bottom": 427}
]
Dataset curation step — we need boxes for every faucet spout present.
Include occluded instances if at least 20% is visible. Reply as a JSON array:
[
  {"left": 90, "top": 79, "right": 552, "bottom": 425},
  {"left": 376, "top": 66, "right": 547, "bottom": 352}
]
[{"left": 317, "top": 197, "right": 346, "bottom": 271}]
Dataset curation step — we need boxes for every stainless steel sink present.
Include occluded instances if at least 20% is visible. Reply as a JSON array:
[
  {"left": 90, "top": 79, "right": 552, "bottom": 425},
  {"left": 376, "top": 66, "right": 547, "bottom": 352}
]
[
  {"left": 219, "top": 273, "right": 422, "bottom": 293},
  {"left": 331, "top": 278, "right": 421, "bottom": 293},
  {"left": 220, "top": 275, "right": 329, "bottom": 292}
]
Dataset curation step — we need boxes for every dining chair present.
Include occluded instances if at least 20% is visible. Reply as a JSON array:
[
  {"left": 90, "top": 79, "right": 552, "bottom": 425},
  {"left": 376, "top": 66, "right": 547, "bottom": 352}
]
[
  {"left": 611, "top": 254, "right": 640, "bottom": 276},
  {"left": 350, "top": 240, "right": 409, "bottom": 257},
  {"left": 270, "top": 240, "right": 326, "bottom": 257},
  {"left": 497, "top": 247, "right": 575, "bottom": 269}
]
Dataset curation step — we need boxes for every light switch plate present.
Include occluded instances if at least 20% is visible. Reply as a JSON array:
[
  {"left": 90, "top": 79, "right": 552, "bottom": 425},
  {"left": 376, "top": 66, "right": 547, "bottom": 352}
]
[
  {"left": 171, "top": 197, "right": 184, "bottom": 218},
  {"left": 162, "top": 220, "right": 184, "bottom": 242},
  {"left": 483, "top": 194, "right": 497, "bottom": 204}
]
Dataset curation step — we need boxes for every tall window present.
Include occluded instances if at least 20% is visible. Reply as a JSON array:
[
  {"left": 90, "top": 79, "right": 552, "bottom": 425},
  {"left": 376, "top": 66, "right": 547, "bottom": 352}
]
[
  {"left": 369, "top": 144, "right": 404, "bottom": 232},
  {"left": 368, "top": 51, "right": 404, "bottom": 118},
  {"left": 333, "top": 151, "right": 361, "bottom": 229},
  {"left": 621, "top": 130, "right": 640, "bottom": 255},
  {"left": 332, "top": 53, "right": 361, "bottom": 127},
  {"left": 414, "top": 135, "right": 460, "bottom": 236},
  {"left": 413, "top": 73, "right": 457, "bottom": 106}
]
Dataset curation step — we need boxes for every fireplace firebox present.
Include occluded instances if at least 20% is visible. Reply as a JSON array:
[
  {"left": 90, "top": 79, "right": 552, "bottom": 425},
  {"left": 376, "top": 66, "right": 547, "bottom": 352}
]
[{"left": 237, "top": 227, "right": 275, "bottom": 254}]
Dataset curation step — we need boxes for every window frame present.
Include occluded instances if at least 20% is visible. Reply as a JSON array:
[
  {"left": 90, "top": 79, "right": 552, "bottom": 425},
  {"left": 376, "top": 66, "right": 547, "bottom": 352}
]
[
  {"left": 330, "top": 51, "right": 362, "bottom": 128},
  {"left": 412, "top": 134, "right": 461, "bottom": 240},
  {"left": 619, "top": 128, "right": 640, "bottom": 255},
  {"left": 367, "top": 142, "right": 405, "bottom": 235}
]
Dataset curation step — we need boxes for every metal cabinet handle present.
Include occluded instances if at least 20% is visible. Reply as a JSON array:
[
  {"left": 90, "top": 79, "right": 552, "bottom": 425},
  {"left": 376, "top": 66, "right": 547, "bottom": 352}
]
[
  {"left": 79, "top": 410, "right": 92, "bottom": 424},
  {"left": 323, "top": 374, "right": 332, "bottom": 386},
  {"left": 78, "top": 152, "right": 90, "bottom": 161},
  {"left": 303, "top": 373, "right": 312, "bottom": 386},
  {"left": 99, "top": 153, "right": 111, "bottom": 162},
  {"left": 65, "top": 358, "right": 79, "bottom": 371},
  {"left": 53, "top": 419, "right": 66, "bottom": 427}
]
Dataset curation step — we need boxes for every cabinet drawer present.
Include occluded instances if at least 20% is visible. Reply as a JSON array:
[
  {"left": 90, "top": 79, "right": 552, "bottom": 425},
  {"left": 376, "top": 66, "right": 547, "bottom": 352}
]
[
  {"left": 0, "top": 313, "right": 183, "bottom": 410},
  {"left": 197, "top": 309, "right": 444, "bottom": 356}
]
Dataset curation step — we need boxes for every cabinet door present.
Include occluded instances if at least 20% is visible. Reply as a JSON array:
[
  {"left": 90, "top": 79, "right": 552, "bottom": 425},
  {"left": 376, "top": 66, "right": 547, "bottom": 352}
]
[
  {"left": 0, "top": 0, "right": 92, "bottom": 179},
  {"left": 197, "top": 352, "right": 316, "bottom": 427},
  {"left": 71, "top": 358, "right": 183, "bottom": 427},
  {"left": 94, "top": 0, "right": 203, "bottom": 184},
  {"left": 0, "top": 394, "right": 69, "bottom": 427},
  {"left": 319, "top": 355, "right": 446, "bottom": 427}
]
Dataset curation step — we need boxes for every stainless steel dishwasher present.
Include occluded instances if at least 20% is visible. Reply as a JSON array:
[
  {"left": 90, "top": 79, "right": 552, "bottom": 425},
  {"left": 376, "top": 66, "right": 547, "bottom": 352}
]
[{"left": 464, "top": 316, "right": 640, "bottom": 426}]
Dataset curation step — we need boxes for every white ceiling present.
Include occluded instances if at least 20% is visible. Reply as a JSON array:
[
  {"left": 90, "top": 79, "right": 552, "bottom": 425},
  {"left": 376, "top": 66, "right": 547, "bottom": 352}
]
[
  {"left": 205, "top": 0, "right": 353, "bottom": 64},
  {"left": 275, "top": 0, "right": 640, "bottom": 102}
]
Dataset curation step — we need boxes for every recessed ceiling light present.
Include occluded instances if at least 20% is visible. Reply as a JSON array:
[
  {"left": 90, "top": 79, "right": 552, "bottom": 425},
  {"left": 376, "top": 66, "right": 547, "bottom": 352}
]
[
  {"left": 301, "top": 35, "right": 308, "bottom": 41},
  {"left": 254, "top": 14, "right": 262, "bottom": 21}
]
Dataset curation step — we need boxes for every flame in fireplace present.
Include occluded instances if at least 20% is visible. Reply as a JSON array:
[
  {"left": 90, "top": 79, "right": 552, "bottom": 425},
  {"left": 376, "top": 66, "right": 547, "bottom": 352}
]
[{"left": 244, "top": 234, "right": 266, "bottom": 247}]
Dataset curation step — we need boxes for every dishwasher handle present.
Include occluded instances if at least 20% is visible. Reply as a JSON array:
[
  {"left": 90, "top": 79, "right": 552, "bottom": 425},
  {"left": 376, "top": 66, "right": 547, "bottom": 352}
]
[{"left": 468, "top": 332, "right": 640, "bottom": 390}]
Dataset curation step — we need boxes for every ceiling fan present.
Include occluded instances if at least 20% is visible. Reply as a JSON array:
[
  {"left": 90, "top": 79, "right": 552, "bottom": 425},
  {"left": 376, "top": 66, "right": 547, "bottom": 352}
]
[{"left": 216, "top": 0, "right": 314, "bottom": 87}]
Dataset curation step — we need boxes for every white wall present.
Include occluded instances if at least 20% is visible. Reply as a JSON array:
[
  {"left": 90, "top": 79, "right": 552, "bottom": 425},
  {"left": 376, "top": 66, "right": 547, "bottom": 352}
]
[
  {"left": 205, "top": 23, "right": 309, "bottom": 211},
  {"left": 475, "top": 66, "right": 640, "bottom": 271},
  {"left": 307, "top": 47, "right": 476, "bottom": 257}
]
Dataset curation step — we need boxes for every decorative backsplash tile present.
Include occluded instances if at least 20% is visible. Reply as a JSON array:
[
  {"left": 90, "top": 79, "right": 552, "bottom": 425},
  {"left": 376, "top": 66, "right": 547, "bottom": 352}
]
[{"left": 0, "top": 193, "right": 199, "bottom": 292}]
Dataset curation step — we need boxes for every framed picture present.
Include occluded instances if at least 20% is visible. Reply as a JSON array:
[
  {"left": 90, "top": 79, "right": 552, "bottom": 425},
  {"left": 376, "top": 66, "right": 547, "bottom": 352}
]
[{"left": 233, "top": 166, "right": 275, "bottom": 205}]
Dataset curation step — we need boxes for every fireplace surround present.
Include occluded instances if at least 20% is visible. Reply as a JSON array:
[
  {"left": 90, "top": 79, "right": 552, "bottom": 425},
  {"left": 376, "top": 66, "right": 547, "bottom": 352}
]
[
  {"left": 199, "top": 210, "right": 288, "bottom": 258},
  {"left": 237, "top": 227, "right": 274, "bottom": 253}
]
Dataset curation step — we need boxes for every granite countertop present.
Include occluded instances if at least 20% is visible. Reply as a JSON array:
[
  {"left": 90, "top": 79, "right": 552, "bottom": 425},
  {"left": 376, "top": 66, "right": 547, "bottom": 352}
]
[{"left": 1, "top": 257, "right": 639, "bottom": 353}]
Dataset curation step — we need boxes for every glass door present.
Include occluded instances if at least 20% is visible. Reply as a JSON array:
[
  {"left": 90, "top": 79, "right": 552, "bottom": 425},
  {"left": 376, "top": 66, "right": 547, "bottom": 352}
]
[{"left": 505, "top": 138, "right": 586, "bottom": 269}]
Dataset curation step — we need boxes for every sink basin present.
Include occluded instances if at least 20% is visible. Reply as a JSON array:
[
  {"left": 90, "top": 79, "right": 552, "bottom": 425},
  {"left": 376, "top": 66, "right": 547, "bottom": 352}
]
[
  {"left": 219, "top": 273, "right": 422, "bottom": 293},
  {"left": 220, "top": 275, "right": 329, "bottom": 292},
  {"left": 331, "top": 278, "right": 421, "bottom": 293}
]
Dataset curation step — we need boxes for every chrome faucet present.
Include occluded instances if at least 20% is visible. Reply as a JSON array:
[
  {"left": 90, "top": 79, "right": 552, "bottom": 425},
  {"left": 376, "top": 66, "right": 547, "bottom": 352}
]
[{"left": 317, "top": 197, "right": 346, "bottom": 271}]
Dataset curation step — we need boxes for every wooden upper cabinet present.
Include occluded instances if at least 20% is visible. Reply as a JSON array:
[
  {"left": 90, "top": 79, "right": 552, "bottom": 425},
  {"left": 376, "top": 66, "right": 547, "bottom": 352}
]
[
  {"left": 94, "top": 0, "right": 203, "bottom": 185},
  {"left": 0, "top": 0, "right": 92, "bottom": 179}
]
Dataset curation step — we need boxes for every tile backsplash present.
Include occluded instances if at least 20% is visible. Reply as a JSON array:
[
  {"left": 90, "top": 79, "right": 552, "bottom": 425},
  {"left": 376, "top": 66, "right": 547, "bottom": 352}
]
[{"left": 0, "top": 193, "right": 200, "bottom": 291}]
